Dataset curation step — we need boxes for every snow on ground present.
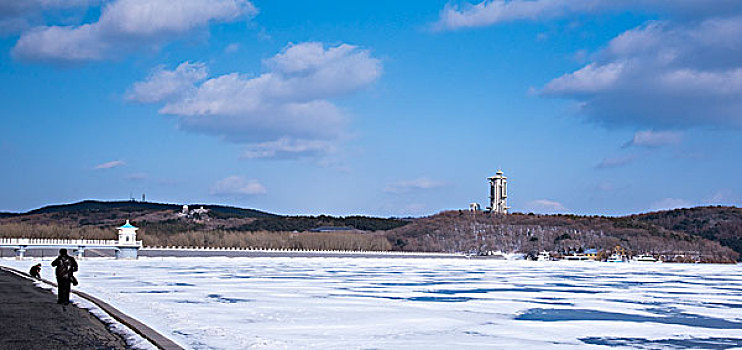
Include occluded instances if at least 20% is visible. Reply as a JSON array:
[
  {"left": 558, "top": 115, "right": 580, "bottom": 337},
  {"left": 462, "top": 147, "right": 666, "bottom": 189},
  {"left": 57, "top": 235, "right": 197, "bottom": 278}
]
[{"left": 3, "top": 257, "right": 742, "bottom": 349}]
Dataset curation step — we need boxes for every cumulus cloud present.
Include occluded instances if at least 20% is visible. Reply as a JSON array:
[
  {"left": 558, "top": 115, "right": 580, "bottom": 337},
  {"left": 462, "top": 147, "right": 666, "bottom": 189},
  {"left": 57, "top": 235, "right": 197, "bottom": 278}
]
[
  {"left": 130, "top": 42, "right": 381, "bottom": 159},
  {"left": 437, "top": 1, "right": 742, "bottom": 129},
  {"left": 649, "top": 197, "right": 691, "bottom": 211},
  {"left": 525, "top": 199, "right": 568, "bottom": 214},
  {"left": 0, "top": 0, "right": 91, "bottom": 35},
  {"left": 595, "top": 154, "right": 636, "bottom": 169},
  {"left": 542, "top": 17, "right": 742, "bottom": 129},
  {"left": 95, "top": 160, "right": 125, "bottom": 169},
  {"left": 623, "top": 130, "right": 682, "bottom": 148},
  {"left": 241, "top": 137, "right": 336, "bottom": 160},
  {"left": 12, "top": 0, "right": 256, "bottom": 63},
  {"left": 210, "top": 176, "right": 266, "bottom": 196},
  {"left": 435, "top": 0, "right": 742, "bottom": 30},
  {"left": 383, "top": 178, "right": 447, "bottom": 194},
  {"left": 127, "top": 62, "right": 207, "bottom": 103},
  {"left": 436, "top": 0, "right": 593, "bottom": 30}
]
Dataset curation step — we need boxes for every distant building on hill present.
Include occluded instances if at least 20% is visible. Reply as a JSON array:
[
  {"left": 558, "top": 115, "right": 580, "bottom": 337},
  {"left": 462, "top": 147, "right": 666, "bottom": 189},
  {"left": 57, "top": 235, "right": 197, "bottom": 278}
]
[
  {"left": 487, "top": 170, "right": 509, "bottom": 214},
  {"left": 177, "top": 205, "right": 210, "bottom": 221}
]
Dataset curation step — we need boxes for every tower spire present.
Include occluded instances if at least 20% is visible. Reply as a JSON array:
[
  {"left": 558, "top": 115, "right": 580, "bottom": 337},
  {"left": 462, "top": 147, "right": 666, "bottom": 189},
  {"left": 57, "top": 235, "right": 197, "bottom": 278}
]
[{"left": 487, "top": 170, "right": 508, "bottom": 214}]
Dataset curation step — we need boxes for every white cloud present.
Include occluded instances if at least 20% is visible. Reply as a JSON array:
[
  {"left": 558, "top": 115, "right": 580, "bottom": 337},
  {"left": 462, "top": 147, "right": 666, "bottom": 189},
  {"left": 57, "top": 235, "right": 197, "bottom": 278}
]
[
  {"left": 0, "top": 0, "right": 92, "bottom": 35},
  {"left": 12, "top": 0, "right": 256, "bottom": 63},
  {"left": 383, "top": 178, "right": 447, "bottom": 194},
  {"left": 130, "top": 42, "right": 381, "bottom": 159},
  {"left": 649, "top": 197, "right": 691, "bottom": 211},
  {"left": 210, "top": 176, "right": 266, "bottom": 196},
  {"left": 624, "top": 130, "right": 682, "bottom": 148},
  {"left": 525, "top": 199, "right": 568, "bottom": 214},
  {"left": 595, "top": 154, "right": 636, "bottom": 169},
  {"left": 126, "top": 62, "right": 207, "bottom": 103},
  {"left": 703, "top": 189, "right": 739, "bottom": 206},
  {"left": 437, "top": 2, "right": 742, "bottom": 129},
  {"left": 435, "top": 0, "right": 742, "bottom": 30},
  {"left": 224, "top": 42, "right": 240, "bottom": 53},
  {"left": 436, "top": 0, "right": 594, "bottom": 30},
  {"left": 241, "top": 137, "right": 336, "bottom": 160},
  {"left": 95, "top": 160, "right": 125, "bottom": 169},
  {"left": 541, "top": 17, "right": 742, "bottom": 128},
  {"left": 543, "top": 62, "right": 624, "bottom": 94},
  {"left": 124, "top": 172, "right": 147, "bottom": 181}
]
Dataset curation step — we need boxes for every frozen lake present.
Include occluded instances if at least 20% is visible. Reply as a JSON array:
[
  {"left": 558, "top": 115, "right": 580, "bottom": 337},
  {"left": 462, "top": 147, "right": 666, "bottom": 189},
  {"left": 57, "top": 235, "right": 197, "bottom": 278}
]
[{"left": 3, "top": 257, "right": 742, "bottom": 349}]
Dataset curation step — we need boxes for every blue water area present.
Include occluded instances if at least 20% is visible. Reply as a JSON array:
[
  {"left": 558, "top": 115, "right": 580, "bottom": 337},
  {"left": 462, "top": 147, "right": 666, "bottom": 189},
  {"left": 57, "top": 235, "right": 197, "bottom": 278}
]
[
  {"left": 429, "top": 287, "right": 602, "bottom": 295},
  {"left": 331, "top": 293, "right": 473, "bottom": 303},
  {"left": 604, "top": 299, "right": 665, "bottom": 307},
  {"left": 407, "top": 296, "right": 473, "bottom": 302},
  {"left": 548, "top": 274, "right": 595, "bottom": 281},
  {"left": 172, "top": 270, "right": 209, "bottom": 274},
  {"left": 708, "top": 302, "right": 742, "bottom": 309},
  {"left": 580, "top": 337, "right": 742, "bottom": 349},
  {"left": 516, "top": 308, "right": 742, "bottom": 329},
  {"left": 513, "top": 299, "right": 574, "bottom": 306},
  {"left": 167, "top": 282, "right": 195, "bottom": 287},
  {"left": 377, "top": 281, "right": 460, "bottom": 287},
  {"left": 206, "top": 293, "right": 253, "bottom": 303}
]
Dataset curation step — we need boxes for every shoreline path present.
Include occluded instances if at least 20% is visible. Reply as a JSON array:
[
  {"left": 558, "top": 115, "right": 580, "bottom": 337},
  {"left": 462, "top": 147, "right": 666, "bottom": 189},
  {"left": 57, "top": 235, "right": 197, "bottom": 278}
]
[{"left": 0, "top": 267, "right": 183, "bottom": 350}]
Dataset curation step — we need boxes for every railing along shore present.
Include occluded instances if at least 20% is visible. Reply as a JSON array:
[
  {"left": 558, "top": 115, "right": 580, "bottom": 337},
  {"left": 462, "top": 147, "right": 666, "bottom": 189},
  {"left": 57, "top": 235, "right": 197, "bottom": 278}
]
[{"left": 0, "top": 238, "right": 141, "bottom": 246}]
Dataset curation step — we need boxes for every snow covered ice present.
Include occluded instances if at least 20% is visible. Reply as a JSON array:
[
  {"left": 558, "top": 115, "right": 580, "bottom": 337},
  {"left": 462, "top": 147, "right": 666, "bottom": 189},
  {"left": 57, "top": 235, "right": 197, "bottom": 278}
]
[{"left": 4, "top": 257, "right": 742, "bottom": 349}]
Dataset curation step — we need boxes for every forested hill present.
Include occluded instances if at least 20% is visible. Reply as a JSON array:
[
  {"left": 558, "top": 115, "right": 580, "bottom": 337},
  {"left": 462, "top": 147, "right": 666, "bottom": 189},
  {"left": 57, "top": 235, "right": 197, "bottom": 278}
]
[
  {"left": 0, "top": 200, "right": 407, "bottom": 232},
  {"left": 25, "top": 200, "right": 277, "bottom": 219},
  {"left": 385, "top": 207, "right": 741, "bottom": 262},
  {"left": 1, "top": 201, "right": 740, "bottom": 261},
  {"left": 632, "top": 206, "right": 742, "bottom": 259}
]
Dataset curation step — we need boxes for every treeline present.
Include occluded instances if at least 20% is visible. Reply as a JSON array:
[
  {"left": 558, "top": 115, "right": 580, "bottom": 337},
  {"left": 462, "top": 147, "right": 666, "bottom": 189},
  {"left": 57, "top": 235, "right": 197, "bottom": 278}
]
[
  {"left": 232, "top": 215, "right": 408, "bottom": 232},
  {"left": 0, "top": 223, "right": 113, "bottom": 240},
  {"left": 385, "top": 211, "right": 738, "bottom": 262},
  {"left": 633, "top": 206, "right": 742, "bottom": 259},
  {"left": 0, "top": 222, "right": 392, "bottom": 251},
  {"left": 141, "top": 230, "right": 391, "bottom": 251}
]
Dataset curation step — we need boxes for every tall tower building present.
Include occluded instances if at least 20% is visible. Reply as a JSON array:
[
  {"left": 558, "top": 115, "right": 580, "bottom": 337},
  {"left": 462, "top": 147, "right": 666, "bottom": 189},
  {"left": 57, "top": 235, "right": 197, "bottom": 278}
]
[{"left": 487, "top": 170, "right": 508, "bottom": 214}]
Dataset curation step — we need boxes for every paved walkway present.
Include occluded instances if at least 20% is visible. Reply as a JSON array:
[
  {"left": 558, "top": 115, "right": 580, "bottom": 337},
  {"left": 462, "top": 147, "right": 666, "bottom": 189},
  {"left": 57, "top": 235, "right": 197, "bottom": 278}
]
[
  {"left": 0, "top": 266, "right": 185, "bottom": 350},
  {"left": 0, "top": 268, "right": 127, "bottom": 350}
]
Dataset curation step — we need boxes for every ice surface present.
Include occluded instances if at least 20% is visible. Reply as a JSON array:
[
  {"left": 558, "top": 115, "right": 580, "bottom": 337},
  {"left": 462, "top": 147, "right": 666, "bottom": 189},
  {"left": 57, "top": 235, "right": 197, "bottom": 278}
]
[{"left": 3, "top": 258, "right": 742, "bottom": 349}]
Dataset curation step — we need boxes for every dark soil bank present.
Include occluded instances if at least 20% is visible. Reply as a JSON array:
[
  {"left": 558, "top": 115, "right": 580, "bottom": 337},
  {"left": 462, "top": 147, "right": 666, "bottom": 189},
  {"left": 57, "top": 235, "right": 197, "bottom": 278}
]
[{"left": 0, "top": 269, "right": 127, "bottom": 350}]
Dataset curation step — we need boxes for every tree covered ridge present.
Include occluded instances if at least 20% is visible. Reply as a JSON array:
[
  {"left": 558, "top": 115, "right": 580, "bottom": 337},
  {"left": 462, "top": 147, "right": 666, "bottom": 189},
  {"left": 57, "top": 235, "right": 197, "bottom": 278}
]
[
  {"left": 1, "top": 201, "right": 740, "bottom": 262},
  {"left": 632, "top": 206, "right": 742, "bottom": 260},
  {"left": 232, "top": 215, "right": 409, "bottom": 232},
  {"left": 385, "top": 209, "right": 739, "bottom": 262}
]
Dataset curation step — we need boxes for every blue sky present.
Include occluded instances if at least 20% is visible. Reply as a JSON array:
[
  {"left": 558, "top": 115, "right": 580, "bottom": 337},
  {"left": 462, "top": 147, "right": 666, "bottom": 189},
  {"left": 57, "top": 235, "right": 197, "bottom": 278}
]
[{"left": 1, "top": 0, "right": 741, "bottom": 216}]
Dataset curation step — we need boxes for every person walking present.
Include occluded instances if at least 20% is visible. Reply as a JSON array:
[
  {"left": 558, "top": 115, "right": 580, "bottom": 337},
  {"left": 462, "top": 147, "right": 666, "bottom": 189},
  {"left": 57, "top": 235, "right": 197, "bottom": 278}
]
[
  {"left": 29, "top": 263, "right": 41, "bottom": 279},
  {"left": 51, "top": 249, "right": 78, "bottom": 305}
]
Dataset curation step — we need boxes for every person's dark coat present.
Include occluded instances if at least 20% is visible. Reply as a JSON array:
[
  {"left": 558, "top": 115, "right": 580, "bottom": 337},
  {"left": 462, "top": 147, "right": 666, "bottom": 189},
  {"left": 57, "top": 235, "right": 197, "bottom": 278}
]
[
  {"left": 29, "top": 264, "right": 41, "bottom": 279},
  {"left": 51, "top": 250, "right": 78, "bottom": 305}
]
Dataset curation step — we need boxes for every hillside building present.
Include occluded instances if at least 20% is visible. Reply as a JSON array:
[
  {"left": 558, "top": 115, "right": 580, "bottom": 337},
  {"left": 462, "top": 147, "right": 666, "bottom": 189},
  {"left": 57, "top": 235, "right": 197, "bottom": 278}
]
[
  {"left": 117, "top": 220, "right": 138, "bottom": 245},
  {"left": 487, "top": 170, "right": 509, "bottom": 214}
]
